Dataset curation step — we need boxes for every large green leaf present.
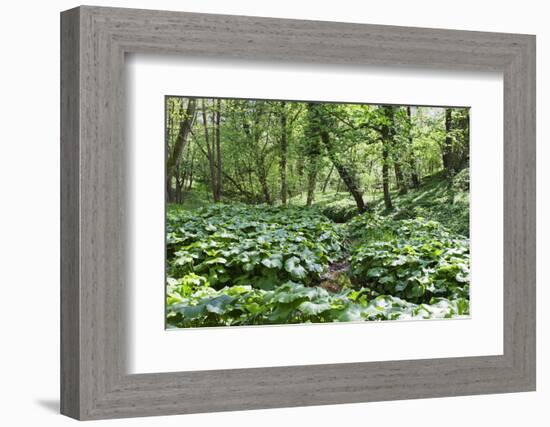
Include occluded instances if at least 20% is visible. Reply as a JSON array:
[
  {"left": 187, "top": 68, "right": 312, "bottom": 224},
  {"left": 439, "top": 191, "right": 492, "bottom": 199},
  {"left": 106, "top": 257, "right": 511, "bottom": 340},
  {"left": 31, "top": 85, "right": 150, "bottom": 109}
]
[
  {"left": 204, "top": 294, "right": 235, "bottom": 314},
  {"left": 261, "top": 253, "right": 283, "bottom": 269},
  {"left": 284, "top": 256, "right": 307, "bottom": 279},
  {"left": 298, "top": 301, "right": 331, "bottom": 316}
]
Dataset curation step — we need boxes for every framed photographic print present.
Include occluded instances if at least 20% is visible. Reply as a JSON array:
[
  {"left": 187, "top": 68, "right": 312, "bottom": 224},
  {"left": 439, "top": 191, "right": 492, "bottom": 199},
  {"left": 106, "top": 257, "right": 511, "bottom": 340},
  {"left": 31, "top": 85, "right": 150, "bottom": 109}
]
[
  {"left": 163, "top": 97, "right": 471, "bottom": 330},
  {"left": 61, "top": 5, "right": 536, "bottom": 420}
]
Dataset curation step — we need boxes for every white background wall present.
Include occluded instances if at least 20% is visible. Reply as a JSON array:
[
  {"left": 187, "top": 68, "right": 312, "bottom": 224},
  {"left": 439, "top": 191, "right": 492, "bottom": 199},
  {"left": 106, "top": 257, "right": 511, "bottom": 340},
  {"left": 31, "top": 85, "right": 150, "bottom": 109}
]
[{"left": 0, "top": 0, "right": 546, "bottom": 425}]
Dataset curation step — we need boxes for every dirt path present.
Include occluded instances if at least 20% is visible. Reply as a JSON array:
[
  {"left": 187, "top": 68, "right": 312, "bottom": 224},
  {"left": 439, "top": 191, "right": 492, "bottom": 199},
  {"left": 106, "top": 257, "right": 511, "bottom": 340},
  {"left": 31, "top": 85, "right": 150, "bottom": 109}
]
[{"left": 319, "top": 261, "right": 351, "bottom": 293}]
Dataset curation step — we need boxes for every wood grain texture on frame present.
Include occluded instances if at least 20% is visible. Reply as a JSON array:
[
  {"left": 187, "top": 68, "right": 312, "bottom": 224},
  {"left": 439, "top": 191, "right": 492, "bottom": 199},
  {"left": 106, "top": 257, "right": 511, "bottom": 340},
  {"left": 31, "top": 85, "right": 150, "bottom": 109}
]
[{"left": 60, "top": 5, "right": 536, "bottom": 420}]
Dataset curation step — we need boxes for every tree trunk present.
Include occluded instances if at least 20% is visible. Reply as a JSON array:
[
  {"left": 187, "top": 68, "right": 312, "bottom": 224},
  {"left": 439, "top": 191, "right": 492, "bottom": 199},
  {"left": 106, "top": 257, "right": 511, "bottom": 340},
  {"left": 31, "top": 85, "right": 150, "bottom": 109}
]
[
  {"left": 175, "top": 164, "right": 184, "bottom": 203},
  {"left": 382, "top": 146, "right": 393, "bottom": 210},
  {"left": 380, "top": 106, "right": 394, "bottom": 210},
  {"left": 320, "top": 130, "right": 366, "bottom": 212},
  {"left": 306, "top": 162, "right": 318, "bottom": 207},
  {"left": 394, "top": 161, "right": 407, "bottom": 195},
  {"left": 187, "top": 144, "right": 195, "bottom": 190},
  {"left": 166, "top": 180, "right": 174, "bottom": 203},
  {"left": 305, "top": 137, "right": 321, "bottom": 207},
  {"left": 201, "top": 99, "right": 219, "bottom": 202},
  {"left": 443, "top": 108, "right": 453, "bottom": 177},
  {"left": 457, "top": 108, "right": 470, "bottom": 171},
  {"left": 409, "top": 160, "right": 420, "bottom": 188},
  {"left": 214, "top": 99, "right": 222, "bottom": 201},
  {"left": 258, "top": 168, "right": 272, "bottom": 205},
  {"left": 296, "top": 154, "right": 304, "bottom": 198},
  {"left": 194, "top": 139, "right": 254, "bottom": 200},
  {"left": 389, "top": 108, "right": 407, "bottom": 195},
  {"left": 406, "top": 106, "right": 420, "bottom": 188},
  {"left": 279, "top": 102, "right": 288, "bottom": 205},
  {"left": 322, "top": 164, "right": 334, "bottom": 193},
  {"left": 256, "top": 124, "right": 273, "bottom": 205},
  {"left": 166, "top": 99, "right": 197, "bottom": 198}
]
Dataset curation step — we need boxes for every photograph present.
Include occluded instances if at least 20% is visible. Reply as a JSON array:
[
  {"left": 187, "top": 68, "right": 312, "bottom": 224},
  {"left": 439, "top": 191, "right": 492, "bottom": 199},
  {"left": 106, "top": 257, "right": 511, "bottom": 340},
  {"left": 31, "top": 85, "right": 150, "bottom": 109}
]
[
  {"left": 165, "top": 97, "right": 471, "bottom": 329},
  {"left": 53, "top": 4, "right": 537, "bottom": 421}
]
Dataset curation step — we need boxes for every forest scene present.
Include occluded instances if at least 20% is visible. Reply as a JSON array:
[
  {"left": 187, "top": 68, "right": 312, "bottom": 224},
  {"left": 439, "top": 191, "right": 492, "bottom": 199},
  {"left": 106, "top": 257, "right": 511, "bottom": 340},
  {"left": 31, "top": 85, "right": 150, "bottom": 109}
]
[{"left": 165, "top": 96, "right": 470, "bottom": 329}]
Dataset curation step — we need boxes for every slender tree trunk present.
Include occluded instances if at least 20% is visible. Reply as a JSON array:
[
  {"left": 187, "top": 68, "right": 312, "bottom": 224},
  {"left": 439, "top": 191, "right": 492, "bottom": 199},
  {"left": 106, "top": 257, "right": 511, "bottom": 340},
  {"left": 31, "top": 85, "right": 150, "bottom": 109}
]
[
  {"left": 457, "top": 109, "right": 470, "bottom": 171},
  {"left": 166, "top": 99, "right": 197, "bottom": 200},
  {"left": 214, "top": 99, "right": 222, "bottom": 201},
  {"left": 406, "top": 106, "right": 420, "bottom": 188},
  {"left": 389, "top": 108, "right": 407, "bottom": 195},
  {"left": 187, "top": 144, "right": 195, "bottom": 190},
  {"left": 306, "top": 162, "right": 318, "bottom": 207},
  {"left": 258, "top": 167, "right": 272, "bottom": 205},
  {"left": 181, "top": 169, "right": 188, "bottom": 195},
  {"left": 306, "top": 102, "right": 366, "bottom": 212},
  {"left": 279, "top": 102, "right": 288, "bottom": 206},
  {"left": 336, "top": 179, "right": 342, "bottom": 193},
  {"left": 165, "top": 99, "right": 178, "bottom": 203},
  {"left": 194, "top": 139, "right": 254, "bottom": 200},
  {"left": 320, "top": 130, "right": 366, "bottom": 212},
  {"left": 242, "top": 101, "right": 273, "bottom": 204},
  {"left": 256, "top": 124, "right": 273, "bottom": 205},
  {"left": 394, "top": 162, "right": 406, "bottom": 195},
  {"left": 443, "top": 108, "right": 453, "bottom": 177},
  {"left": 248, "top": 169, "right": 254, "bottom": 198},
  {"left": 305, "top": 131, "right": 321, "bottom": 207},
  {"left": 166, "top": 179, "right": 174, "bottom": 203},
  {"left": 175, "top": 167, "right": 184, "bottom": 203},
  {"left": 380, "top": 106, "right": 394, "bottom": 210},
  {"left": 180, "top": 139, "right": 192, "bottom": 192},
  {"left": 409, "top": 160, "right": 420, "bottom": 188},
  {"left": 296, "top": 155, "right": 304, "bottom": 198},
  {"left": 322, "top": 164, "right": 335, "bottom": 193},
  {"left": 201, "top": 99, "right": 219, "bottom": 202},
  {"left": 382, "top": 146, "right": 393, "bottom": 210}
]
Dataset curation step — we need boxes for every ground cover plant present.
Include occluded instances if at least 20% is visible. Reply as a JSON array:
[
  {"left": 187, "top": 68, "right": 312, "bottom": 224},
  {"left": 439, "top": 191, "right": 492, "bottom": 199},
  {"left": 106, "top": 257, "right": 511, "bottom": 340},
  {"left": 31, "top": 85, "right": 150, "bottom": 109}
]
[{"left": 165, "top": 97, "right": 470, "bottom": 328}]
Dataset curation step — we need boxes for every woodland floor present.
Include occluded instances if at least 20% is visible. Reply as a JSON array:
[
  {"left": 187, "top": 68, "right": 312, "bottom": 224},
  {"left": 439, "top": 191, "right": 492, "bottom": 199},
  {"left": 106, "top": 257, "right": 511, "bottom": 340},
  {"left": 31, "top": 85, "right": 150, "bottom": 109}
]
[{"left": 166, "top": 172, "right": 470, "bottom": 328}]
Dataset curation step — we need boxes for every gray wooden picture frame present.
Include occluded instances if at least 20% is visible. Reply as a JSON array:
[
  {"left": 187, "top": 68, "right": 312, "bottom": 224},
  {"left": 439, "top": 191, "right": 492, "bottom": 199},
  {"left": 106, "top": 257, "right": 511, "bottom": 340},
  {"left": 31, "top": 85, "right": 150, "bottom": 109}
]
[{"left": 60, "top": 5, "right": 536, "bottom": 421}]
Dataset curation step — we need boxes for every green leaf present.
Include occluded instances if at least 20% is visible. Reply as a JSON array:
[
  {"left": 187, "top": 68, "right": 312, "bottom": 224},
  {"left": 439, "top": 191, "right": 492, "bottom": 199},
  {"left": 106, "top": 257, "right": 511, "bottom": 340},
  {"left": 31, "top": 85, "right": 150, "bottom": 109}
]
[
  {"left": 268, "top": 299, "right": 305, "bottom": 322},
  {"left": 298, "top": 301, "right": 331, "bottom": 315},
  {"left": 274, "top": 290, "right": 306, "bottom": 304},
  {"left": 366, "top": 267, "right": 385, "bottom": 278},
  {"left": 336, "top": 305, "right": 364, "bottom": 322},
  {"left": 205, "top": 257, "right": 227, "bottom": 265},
  {"left": 173, "top": 303, "right": 206, "bottom": 320},
  {"left": 391, "top": 255, "right": 408, "bottom": 266},
  {"left": 395, "top": 282, "right": 408, "bottom": 292},
  {"left": 205, "top": 294, "right": 235, "bottom": 314},
  {"left": 379, "top": 275, "right": 395, "bottom": 285},
  {"left": 243, "top": 262, "right": 255, "bottom": 272},
  {"left": 284, "top": 256, "right": 307, "bottom": 279},
  {"left": 175, "top": 254, "right": 194, "bottom": 266},
  {"left": 410, "top": 284, "right": 425, "bottom": 298},
  {"left": 255, "top": 271, "right": 279, "bottom": 290},
  {"left": 261, "top": 253, "right": 283, "bottom": 269}
]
